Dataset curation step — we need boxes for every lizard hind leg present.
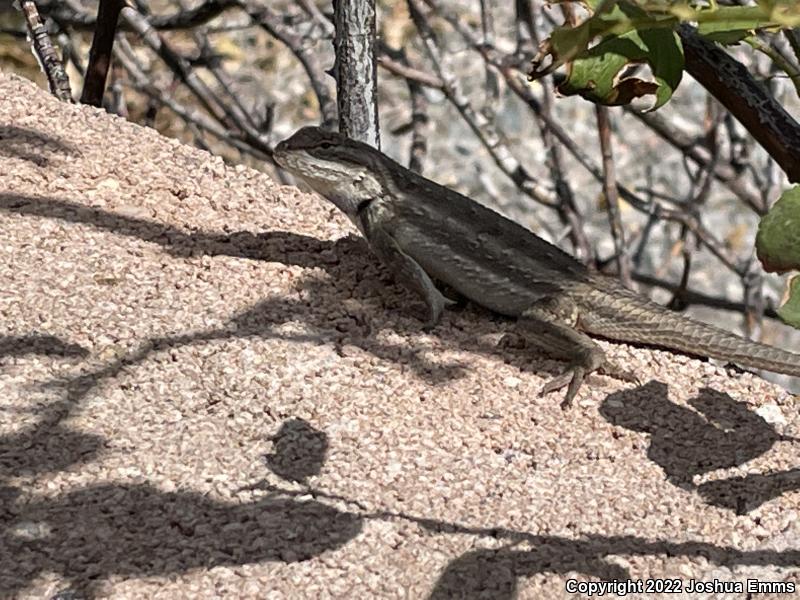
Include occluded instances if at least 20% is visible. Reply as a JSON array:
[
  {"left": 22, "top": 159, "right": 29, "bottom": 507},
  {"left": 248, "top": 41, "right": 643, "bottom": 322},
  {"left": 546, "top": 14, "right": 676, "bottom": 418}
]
[{"left": 519, "top": 300, "right": 608, "bottom": 408}]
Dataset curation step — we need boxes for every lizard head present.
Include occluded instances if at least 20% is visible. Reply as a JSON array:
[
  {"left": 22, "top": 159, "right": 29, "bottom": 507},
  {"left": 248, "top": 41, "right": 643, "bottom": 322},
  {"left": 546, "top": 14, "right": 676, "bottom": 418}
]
[{"left": 274, "top": 126, "right": 386, "bottom": 226}]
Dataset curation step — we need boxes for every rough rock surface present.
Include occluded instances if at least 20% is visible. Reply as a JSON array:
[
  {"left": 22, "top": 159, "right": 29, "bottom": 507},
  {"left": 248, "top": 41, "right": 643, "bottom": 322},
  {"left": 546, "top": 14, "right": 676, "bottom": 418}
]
[{"left": 1, "top": 73, "right": 799, "bottom": 599}]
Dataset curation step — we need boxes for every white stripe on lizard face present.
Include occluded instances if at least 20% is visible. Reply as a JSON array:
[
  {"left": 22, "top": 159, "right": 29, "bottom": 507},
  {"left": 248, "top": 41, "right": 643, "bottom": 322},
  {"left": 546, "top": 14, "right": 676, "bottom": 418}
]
[{"left": 277, "top": 150, "right": 385, "bottom": 227}]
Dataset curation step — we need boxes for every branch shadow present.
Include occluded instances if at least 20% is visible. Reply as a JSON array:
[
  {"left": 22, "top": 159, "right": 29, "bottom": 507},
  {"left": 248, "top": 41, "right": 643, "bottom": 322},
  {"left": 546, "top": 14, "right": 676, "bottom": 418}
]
[
  {"left": 0, "top": 416, "right": 105, "bottom": 481},
  {"left": 0, "top": 192, "right": 569, "bottom": 405},
  {"left": 0, "top": 335, "right": 89, "bottom": 360},
  {"left": 8, "top": 191, "right": 797, "bottom": 519},
  {"left": 0, "top": 192, "right": 332, "bottom": 264},
  {"left": 1, "top": 191, "right": 550, "bottom": 475},
  {"left": 0, "top": 335, "right": 98, "bottom": 484},
  {"left": 0, "top": 126, "right": 80, "bottom": 167},
  {"left": 423, "top": 530, "right": 800, "bottom": 600},
  {"left": 1, "top": 417, "right": 359, "bottom": 599},
  {"left": 428, "top": 546, "right": 629, "bottom": 599},
  {"left": 5, "top": 141, "right": 800, "bottom": 596},
  {"left": 600, "top": 380, "right": 800, "bottom": 513}
]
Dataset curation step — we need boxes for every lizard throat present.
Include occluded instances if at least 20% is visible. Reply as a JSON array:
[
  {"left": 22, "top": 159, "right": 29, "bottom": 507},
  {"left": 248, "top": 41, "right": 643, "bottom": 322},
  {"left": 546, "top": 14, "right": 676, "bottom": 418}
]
[{"left": 273, "top": 149, "right": 385, "bottom": 224}]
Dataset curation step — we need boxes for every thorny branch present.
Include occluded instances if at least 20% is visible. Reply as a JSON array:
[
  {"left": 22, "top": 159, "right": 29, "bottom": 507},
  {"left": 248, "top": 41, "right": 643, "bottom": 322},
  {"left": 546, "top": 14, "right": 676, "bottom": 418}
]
[{"left": 233, "top": 0, "right": 337, "bottom": 129}]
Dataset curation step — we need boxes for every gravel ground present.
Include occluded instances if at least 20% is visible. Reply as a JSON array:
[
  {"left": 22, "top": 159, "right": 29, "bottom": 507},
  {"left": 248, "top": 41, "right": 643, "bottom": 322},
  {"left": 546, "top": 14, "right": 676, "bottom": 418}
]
[{"left": 1, "top": 73, "right": 800, "bottom": 599}]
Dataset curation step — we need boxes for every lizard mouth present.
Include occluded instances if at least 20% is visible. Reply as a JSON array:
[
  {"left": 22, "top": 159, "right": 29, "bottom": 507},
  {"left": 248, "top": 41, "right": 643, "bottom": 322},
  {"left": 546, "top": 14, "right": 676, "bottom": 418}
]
[{"left": 272, "top": 142, "right": 291, "bottom": 169}]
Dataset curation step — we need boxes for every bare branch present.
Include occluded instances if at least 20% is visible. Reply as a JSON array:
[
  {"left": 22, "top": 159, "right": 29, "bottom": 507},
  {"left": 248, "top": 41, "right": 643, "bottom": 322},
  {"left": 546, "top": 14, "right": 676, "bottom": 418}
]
[
  {"left": 121, "top": 7, "right": 272, "bottom": 154},
  {"left": 34, "top": 0, "right": 238, "bottom": 31},
  {"left": 625, "top": 107, "right": 766, "bottom": 214},
  {"left": 377, "top": 53, "right": 444, "bottom": 89},
  {"left": 237, "top": 1, "right": 337, "bottom": 129},
  {"left": 679, "top": 25, "right": 800, "bottom": 183},
  {"left": 596, "top": 106, "right": 632, "bottom": 287},
  {"left": 333, "top": 0, "right": 379, "bottom": 146},
  {"left": 379, "top": 42, "right": 430, "bottom": 173},
  {"left": 407, "top": 0, "right": 558, "bottom": 211},
  {"left": 114, "top": 37, "right": 273, "bottom": 163},
  {"left": 81, "top": 0, "right": 126, "bottom": 106},
  {"left": 17, "top": 0, "right": 73, "bottom": 102},
  {"left": 522, "top": 0, "right": 589, "bottom": 261},
  {"left": 419, "top": 0, "right": 744, "bottom": 275}
]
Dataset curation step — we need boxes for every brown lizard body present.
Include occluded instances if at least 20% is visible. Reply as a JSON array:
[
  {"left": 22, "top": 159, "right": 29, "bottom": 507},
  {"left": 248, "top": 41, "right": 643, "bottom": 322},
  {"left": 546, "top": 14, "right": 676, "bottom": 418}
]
[{"left": 274, "top": 126, "right": 800, "bottom": 406}]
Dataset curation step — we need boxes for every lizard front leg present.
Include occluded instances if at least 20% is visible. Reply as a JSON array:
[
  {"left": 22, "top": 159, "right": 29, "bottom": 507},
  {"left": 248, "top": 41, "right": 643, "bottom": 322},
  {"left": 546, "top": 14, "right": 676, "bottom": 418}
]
[
  {"left": 519, "top": 298, "right": 636, "bottom": 407},
  {"left": 362, "top": 223, "right": 451, "bottom": 328}
]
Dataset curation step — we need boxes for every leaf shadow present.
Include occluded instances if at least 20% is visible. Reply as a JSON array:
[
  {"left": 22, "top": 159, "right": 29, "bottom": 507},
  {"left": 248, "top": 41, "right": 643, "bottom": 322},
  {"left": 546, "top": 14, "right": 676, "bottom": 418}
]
[{"left": 600, "top": 380, "right": 800, "bottom": 513}]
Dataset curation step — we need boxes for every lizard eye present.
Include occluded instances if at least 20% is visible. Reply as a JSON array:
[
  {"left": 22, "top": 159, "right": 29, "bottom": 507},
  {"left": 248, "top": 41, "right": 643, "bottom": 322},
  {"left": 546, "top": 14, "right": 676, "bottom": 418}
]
[{"left": 318, "top": 141, "right": 334, "bottom": 150}]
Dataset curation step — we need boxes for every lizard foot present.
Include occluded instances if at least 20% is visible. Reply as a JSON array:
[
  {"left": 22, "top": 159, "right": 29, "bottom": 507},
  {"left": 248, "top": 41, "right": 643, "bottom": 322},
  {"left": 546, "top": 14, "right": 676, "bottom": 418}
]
[{"left": 538, "top": 366, "right": 588, "bottom": 409}]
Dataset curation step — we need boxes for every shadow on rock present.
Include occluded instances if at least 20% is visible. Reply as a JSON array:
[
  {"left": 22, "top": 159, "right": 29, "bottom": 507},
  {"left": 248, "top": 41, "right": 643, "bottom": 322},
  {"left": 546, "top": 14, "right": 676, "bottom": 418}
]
[
  {"left": 0, "top": 126, "right": 79, "bottom": 166},
  {"left": 600, "top": 380, "right": 800, "bottom": 512},
  {"left": 428, "top": 546, "right": 628, "bottom": 600},
  {"left": 1, "top": 419, "right": 359, "bottom": 598},
  {"left": 0, "top": 335, "right": 89, "bottom": 360},
  {"left": 0, "top": 421, "right": 105, "bottom": 480},
  {"left": 423, "top": 529, "right": 800, "bottom": 600},
  {"left": 264, "top": 418, "right": 328, "bottom": 484},
  {"left": 0, "top": 192, "right": 334, "bottom": 264},
  {"left": 696, "top": 468, "right": 800, "bottom": 514},
  {"left": 2, "top": 483, "right": 362, "bottom": 597}
]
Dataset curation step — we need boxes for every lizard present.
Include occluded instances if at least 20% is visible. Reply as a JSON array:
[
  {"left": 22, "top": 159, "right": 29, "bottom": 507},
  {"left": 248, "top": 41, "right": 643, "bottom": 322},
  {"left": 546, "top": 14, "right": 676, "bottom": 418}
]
[{"left": 274, "top": 126, "right": 800, "bottom": 407}]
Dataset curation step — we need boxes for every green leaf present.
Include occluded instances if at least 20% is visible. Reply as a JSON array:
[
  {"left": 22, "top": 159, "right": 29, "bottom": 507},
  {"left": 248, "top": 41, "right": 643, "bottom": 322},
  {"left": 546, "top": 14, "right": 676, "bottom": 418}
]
[
  {"left": 557, "top": 27, "right": 684, "bottom": 109},
  {"left": 699, "top": 30, "right": 754, "bottom": 44},
  {"left": 529, "top": 0, "right": 800, "bottom": 107},
  {"left": 529, "top": 1, "right": 642, "bottom": 79},
  {"left": 756, "top": 186, "right": 800, "bottom": 273},
  {"left": 696, "top": 5, "right": 780, "bottom": 43},
  {"left": 777, "top": 276, "right": 800, "bottom": 329}
]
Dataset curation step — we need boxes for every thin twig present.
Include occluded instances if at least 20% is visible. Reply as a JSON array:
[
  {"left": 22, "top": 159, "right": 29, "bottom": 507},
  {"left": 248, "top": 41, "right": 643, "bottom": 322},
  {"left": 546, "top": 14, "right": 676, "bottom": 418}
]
[
  {"left": 679, "top": 24, "right": 800, "bottom": 183},
  {"left": 122, "top": 6, "right": 273, "bottom": 154},
  {"left": 595, "top": 106, "right": 632, "bottom": 287},
  {"left": 237, "top": 0, "right": 337, "bottom": 129},
  {"left": 114, "top": 37, "right": 273, "bottom": 163},
  {"left": 379, "top": 42, "right": 430, "bottom": 173},
  {"left": 377, "top": 53, "right": 445, "bottom": 89},
  {"left": 407, "top": 0, "right": 557, "bottom": 210},
  {"left": 625, "top": 107, "right": 765, "bottom": 214},
  {"left": 421, "top": 0, "right": 746, "bottom": 274},
  {"left": 35, "top": 0, "right": 238, "bottom": 30},
  {"left": 523, "top": 0, "right": 589, "bottom": 261}
]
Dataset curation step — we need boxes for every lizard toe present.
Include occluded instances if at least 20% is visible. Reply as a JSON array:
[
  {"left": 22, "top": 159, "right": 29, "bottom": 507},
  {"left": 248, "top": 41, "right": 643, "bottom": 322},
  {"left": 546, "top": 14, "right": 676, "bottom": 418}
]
[
  {"left": 538, "top": 366, "right": 588, "bottom": 409},
  {"left": 600, "top": 358, "right": 640, "bottom": 384}
]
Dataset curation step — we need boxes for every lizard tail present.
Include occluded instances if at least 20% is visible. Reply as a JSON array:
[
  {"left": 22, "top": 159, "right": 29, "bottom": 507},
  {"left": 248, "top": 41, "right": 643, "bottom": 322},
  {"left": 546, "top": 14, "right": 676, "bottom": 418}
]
[{"left": 580, "top": 288, "right": 800, "bottom": 378}]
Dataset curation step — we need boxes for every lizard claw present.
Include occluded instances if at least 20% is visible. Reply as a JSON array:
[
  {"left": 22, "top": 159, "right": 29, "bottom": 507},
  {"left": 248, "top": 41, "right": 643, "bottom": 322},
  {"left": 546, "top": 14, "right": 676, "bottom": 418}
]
[
  {"left": 538, "top": 366, "right": 588, "bottom": 409},
  {"left": 539, "top": 359, "right": 637, "bottom": 410}
]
